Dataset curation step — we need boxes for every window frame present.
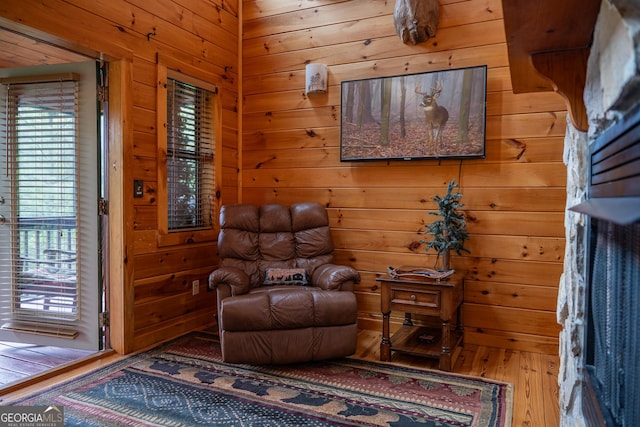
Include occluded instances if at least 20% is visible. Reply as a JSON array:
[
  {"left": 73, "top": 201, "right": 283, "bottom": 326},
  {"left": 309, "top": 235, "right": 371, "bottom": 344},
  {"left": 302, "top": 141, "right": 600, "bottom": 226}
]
[{"left": 156, "top": 65, "right": 221, "bottom": 247}]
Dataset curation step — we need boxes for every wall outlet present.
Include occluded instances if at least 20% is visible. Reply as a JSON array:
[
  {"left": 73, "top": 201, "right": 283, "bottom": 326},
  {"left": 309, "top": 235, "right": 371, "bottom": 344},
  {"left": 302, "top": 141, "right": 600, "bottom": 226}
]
[{"left": 192, "top": 280, "right": 200, "bottom": 295}]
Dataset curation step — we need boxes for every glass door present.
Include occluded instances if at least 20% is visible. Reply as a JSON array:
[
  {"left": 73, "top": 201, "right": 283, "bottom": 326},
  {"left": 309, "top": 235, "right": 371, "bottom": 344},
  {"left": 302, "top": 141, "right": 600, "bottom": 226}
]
[{"left": 0, "top": 61, "right": 101, "bottom": 350}]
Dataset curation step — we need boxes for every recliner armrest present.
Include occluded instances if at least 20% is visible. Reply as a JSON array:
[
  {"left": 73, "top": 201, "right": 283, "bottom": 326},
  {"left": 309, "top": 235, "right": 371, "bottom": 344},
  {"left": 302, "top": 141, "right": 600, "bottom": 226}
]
[
  {"left": 311, "top": 264, "right": 360, "bottom": 291},
  {"left": 209, "top": 267, "right": 251, "bottom": 296}
]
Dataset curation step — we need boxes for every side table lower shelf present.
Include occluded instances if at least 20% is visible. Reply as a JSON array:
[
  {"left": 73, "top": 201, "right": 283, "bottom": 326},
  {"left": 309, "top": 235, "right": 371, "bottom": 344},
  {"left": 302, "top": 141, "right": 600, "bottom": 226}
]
[{"left": 384, "top": 325, "right": 463, "bottom": 371}]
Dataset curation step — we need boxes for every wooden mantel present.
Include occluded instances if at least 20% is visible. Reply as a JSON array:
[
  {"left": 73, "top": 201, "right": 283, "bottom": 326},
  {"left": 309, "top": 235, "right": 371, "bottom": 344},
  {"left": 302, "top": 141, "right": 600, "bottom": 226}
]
[{"left": 502, "top": 0, "right": 601, "bottom": 131}]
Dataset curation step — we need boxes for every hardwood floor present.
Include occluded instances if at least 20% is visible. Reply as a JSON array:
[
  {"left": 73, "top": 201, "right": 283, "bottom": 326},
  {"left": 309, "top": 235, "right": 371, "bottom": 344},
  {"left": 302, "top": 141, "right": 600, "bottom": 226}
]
[
  {"left": 354, "top": 330, "right": 560, "bottom": 427},
  {"left": 0, "top": 341, "right": 98, "bottom": 390},
  {"left": 0, "top": 330, "right": 560, "bottom": 426}
]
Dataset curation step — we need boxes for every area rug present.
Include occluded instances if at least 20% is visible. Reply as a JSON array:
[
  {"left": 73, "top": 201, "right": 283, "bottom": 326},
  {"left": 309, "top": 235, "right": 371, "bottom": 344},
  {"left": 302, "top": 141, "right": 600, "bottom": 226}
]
[{"left": 10, "top": 332, "right": 512, "bottom": 426}]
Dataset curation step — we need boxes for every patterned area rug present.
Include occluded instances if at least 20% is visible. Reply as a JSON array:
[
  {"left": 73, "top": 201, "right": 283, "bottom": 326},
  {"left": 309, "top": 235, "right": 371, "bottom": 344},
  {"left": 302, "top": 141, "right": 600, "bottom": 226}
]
[{"left": 11, "top": 332, "right": 512, "bottom": 426}]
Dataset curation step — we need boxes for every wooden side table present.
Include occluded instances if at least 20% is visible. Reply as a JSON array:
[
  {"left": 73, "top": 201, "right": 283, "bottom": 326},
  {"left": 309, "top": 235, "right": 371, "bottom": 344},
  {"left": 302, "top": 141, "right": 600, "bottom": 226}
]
[{"left": 377, "top": 272, "right": 464, "bottom": 371}]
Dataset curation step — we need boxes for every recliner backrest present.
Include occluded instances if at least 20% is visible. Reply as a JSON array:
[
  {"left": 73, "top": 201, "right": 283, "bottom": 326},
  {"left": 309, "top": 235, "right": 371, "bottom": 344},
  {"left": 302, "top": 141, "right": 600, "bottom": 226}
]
[{"left": 217, "top": 202, "right": 335, "bottom": 288}]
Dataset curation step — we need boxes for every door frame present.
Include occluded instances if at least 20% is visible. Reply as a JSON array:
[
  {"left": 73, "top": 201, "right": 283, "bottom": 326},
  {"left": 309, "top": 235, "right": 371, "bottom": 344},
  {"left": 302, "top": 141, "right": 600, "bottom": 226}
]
[{"left": 0, "top": 24, "right": 123, "bottom": 353}]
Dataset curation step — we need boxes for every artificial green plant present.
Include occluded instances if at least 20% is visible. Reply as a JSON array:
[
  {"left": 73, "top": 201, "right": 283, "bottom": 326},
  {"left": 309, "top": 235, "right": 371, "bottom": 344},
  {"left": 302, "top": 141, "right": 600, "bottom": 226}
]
[{"left": 421, "top": 179, "right": 470, "bottom": 271}]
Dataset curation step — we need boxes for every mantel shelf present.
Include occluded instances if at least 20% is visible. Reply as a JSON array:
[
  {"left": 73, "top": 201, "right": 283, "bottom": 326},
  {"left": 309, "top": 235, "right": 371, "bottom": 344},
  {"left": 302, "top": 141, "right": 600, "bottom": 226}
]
[{"left": 502, "top": 0, "right": 601, "bottom": 131}]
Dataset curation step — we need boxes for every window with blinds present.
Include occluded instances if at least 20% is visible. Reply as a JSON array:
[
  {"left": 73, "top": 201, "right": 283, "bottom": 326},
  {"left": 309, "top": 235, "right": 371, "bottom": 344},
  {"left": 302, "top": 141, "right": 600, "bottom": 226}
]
[
  {"left": 166, "top": 78, "right": 215, "bottom": 232},
  {"left": 0, "top": 75, "right": 80, "bottom": 327}
]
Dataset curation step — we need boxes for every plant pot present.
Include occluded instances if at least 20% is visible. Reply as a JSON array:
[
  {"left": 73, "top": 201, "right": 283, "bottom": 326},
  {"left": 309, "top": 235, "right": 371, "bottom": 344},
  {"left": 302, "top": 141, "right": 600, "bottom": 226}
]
[{"left": 441, "top": 248, "right": 451, "bottom": 272}]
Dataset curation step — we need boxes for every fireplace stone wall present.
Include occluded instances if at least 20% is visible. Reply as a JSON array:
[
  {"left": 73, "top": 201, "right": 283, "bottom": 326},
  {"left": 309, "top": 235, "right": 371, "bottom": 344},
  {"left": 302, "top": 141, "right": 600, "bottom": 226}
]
[{"left": 558, "top": 1, "right": 640, "bottom": 425}]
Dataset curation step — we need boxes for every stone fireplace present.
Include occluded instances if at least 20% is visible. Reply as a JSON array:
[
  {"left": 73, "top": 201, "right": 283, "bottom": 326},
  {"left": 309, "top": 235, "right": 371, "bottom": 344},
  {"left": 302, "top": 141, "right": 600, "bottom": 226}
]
[{"left": 558, "top": 1, "right": 640, "bottom": 426}]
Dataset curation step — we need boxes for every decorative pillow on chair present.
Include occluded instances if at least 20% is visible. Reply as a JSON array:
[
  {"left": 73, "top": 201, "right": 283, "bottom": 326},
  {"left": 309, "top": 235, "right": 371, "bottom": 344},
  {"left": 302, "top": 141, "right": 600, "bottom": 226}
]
[{"left": 263, "top": 268, "right": 309, "bottom": 286}]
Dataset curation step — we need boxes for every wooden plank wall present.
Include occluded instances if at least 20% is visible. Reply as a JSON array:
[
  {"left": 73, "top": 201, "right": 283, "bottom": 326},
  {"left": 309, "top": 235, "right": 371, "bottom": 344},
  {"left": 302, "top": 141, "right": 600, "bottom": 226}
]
[
  {"left": 241, "top": 0, "right": 566, "bottom": 354},
  {"left": 0, "top": 0, "right": 239, "bottom": 353}
]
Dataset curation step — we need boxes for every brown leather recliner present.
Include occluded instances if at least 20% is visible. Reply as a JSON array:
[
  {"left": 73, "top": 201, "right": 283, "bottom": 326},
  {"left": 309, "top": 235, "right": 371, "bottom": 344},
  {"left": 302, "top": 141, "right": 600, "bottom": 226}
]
[{"left": 208, "top": 202, "right": 360, "bottom": 365}]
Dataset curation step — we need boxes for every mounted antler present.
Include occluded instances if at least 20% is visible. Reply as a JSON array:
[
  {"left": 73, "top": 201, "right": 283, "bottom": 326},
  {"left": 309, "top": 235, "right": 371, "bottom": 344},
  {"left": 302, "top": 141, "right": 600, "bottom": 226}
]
[{"left": 394, "top": 0, "right": 440, "bottom": 45}]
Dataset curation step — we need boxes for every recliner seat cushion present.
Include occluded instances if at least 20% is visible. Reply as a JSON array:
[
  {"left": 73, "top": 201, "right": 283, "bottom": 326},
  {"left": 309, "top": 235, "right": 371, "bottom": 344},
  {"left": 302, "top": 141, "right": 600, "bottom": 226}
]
[
  {"left": 220, "top": 287, "right": 357, "bottom": 332},
  {"left": 220, "top": 324, "right": 358, "bottom": 365}
]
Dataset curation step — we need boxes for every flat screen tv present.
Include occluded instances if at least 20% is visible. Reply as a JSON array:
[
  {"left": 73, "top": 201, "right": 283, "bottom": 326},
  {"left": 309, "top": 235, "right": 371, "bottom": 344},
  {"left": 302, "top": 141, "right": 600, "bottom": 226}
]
[{"left": 340, "top": 65, "right": 487, "bottom": 161}]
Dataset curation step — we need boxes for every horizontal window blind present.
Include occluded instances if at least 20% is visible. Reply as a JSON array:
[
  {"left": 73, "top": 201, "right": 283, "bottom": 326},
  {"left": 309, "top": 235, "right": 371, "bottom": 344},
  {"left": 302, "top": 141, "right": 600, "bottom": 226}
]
[
  {"left": 166, "top": 78, "right": 215, "bottom": 231},
  {"left": 0, "top": 76, "right": 80, "bottom": 330}
]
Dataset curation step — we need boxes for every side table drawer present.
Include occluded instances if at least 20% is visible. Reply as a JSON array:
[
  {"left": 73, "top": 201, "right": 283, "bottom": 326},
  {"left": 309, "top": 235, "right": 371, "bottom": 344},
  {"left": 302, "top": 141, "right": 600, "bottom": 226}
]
[{"left": 390, "top": 287, "right": 441, "bottom": 313}]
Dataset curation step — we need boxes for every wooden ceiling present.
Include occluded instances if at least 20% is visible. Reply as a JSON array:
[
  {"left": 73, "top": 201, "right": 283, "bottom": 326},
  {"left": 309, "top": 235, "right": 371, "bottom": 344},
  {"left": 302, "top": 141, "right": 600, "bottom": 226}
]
[{"left": 0, "top": 27, "right": 90, "bottom": 69}]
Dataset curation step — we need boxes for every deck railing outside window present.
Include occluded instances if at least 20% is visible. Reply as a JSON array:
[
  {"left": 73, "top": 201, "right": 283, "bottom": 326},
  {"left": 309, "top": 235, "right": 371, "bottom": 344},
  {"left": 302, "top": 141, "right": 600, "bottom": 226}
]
[{"left": 16, "top": 216, "right": 77, "bottom": 315}]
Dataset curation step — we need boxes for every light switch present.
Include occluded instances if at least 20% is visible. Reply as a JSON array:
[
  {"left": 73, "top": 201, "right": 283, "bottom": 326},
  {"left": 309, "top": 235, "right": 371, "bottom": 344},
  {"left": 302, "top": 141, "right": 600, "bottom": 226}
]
[{"left": 134, "top": 180, "right": 144, "bottom": 198}]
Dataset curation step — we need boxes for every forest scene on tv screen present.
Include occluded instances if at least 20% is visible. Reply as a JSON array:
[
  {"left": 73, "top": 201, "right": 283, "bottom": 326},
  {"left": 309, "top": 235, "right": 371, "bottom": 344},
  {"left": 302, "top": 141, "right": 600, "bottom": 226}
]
[{"left": 340, "top": 66, "right": 487, "bottom": 161}]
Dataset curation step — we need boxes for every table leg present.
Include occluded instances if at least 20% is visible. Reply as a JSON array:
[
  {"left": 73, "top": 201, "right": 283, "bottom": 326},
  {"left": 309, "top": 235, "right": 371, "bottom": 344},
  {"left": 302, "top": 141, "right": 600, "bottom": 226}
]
[
  {"left": 403, "top": 312, "right": 413, "bottom": 326},
  {"left": 457, "top": 302, "right": 464, "bottom": 347},
  {"left": 439, "top": 320, "right": 452, "bottom": 371},
  {"left": 381, "top": 312, "right": 391, "bottom": 361}
]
